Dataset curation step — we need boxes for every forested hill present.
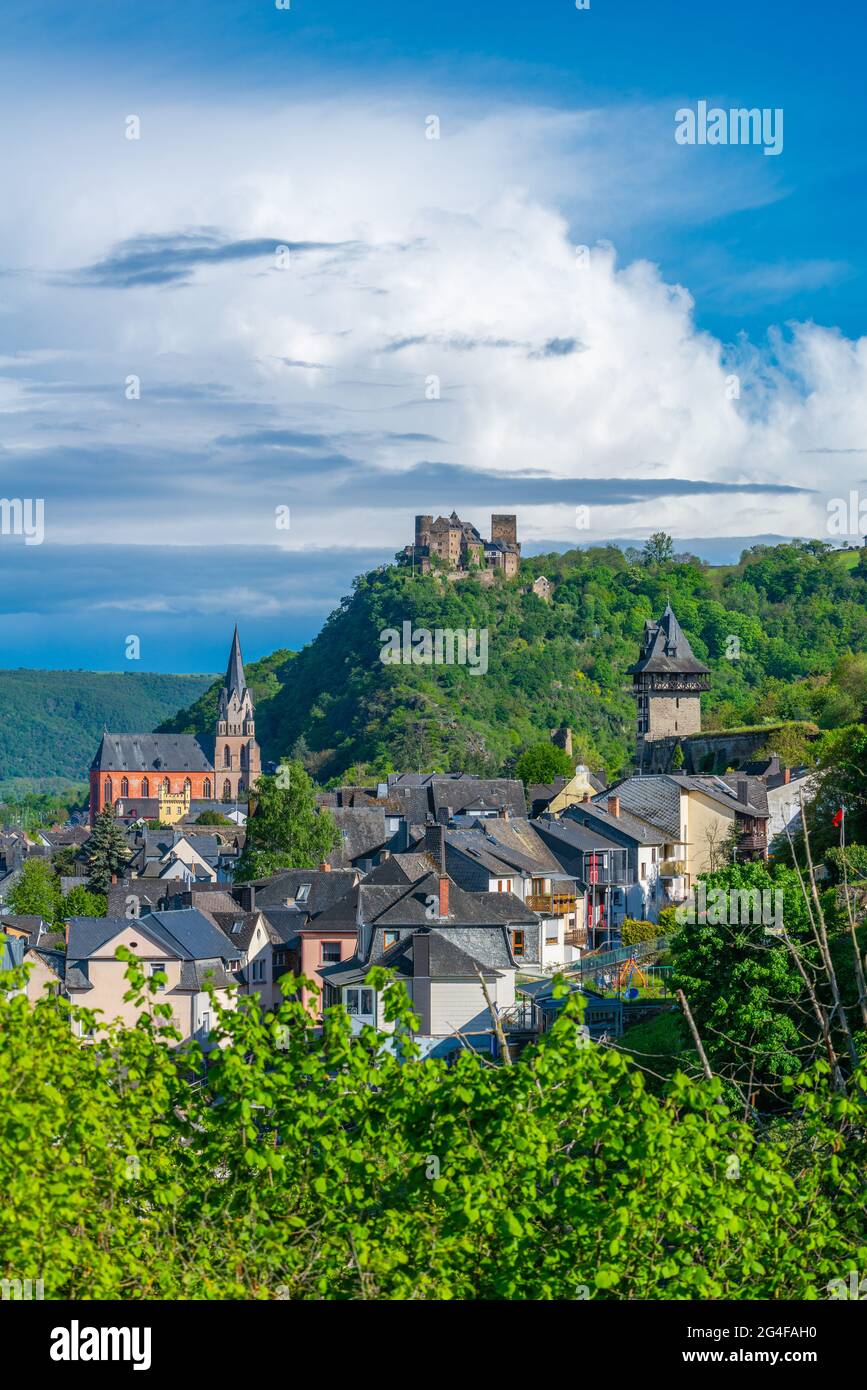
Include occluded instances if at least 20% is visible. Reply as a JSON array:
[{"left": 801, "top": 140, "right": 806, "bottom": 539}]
[
  {"left": 0, "top": 671, "right": 216, "bottom": 780},
  {"left": 161, "top": 539, "right": 867, "bottom": 783}
]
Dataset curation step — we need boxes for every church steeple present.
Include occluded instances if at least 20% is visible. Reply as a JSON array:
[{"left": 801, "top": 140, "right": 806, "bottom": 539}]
[{"left": 215, "top": 626, "right": 260, "bottom": 801}]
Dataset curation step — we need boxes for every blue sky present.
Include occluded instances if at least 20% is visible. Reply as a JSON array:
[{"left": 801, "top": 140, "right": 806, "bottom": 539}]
[{"left": 0, "top": 0, "right": 864, "bottom": 672}]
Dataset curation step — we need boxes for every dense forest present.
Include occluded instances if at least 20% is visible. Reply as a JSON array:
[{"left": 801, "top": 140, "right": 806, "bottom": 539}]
[
  {"left": 0, "top": 671, "right": 215, "bottom": 780},
  {"left": 162, "top": 538, "right": 867, "bottom": 782}
]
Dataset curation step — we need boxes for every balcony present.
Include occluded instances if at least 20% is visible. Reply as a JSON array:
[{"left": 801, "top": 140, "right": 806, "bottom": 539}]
[
  {"left": 659, "top": 859, "right": 686, "bottom": 878},
  {"left": 563, "top": 927, "right": 587, "bottom": 948},
  {"left": 526, "top": 892, "right": 578, "bottom": 915}
]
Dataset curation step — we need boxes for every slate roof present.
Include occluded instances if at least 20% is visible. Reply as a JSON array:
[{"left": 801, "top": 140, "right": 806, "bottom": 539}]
[
  {"left": 606, "top": 775, "right": 768, "bottom": 831},
  {"left": 359, "top": 871, "right": 537, "bottom": 929},
  {"left": 245, "top": 869, "right": 359, "bottom": 916},
  {"left": 320, "top": 922, "right": 515, "bottom": 984},
  {"left": 385, "top": 773, "right": 526, "bottom": 820},
  {"left": 223, "top": 625, "right": 247, "bottom": 701},
  {"left": 91, "top": 733, "right": 213, "bottom": 773},
  {"left": 566, "top": 799, "right": 668, "bottom": 845},
  {"left": 209, "top": 910, "right": 262, "bottom": 953},
  {"left": 627, "top": 603, "right": 710, "bottom": 676},
  {"left": 327, "top": 808, "right": 389, "bottom": 866},
  {"left": 66, "top": 909, "right": 242, "bottom": 964},
  {"left": 446, "top": 819, "right": 569, "bottom": 878}
]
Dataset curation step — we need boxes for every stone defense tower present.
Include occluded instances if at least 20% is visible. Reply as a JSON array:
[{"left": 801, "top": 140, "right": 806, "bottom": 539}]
[
  {"left": 628, "top": 603, "right": 710, "bottom": 769},
  {"left": 490, "top": 514, "right": 518, "bottom": 549},
  {"left": 215, "top": 626, "right": 261, "bottom": 800},
  {"left": 415, "top": 515, "right": 433, "bottom": 549}
]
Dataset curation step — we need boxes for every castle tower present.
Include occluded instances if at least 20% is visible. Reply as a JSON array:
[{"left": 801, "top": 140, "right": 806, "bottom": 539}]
[
  {"left": 628, "top": 603, "right": 709, "bottom": 768},
  {"left": 215, "top": 626, "right": 261, "bottom": 801},
  {"left": 491, "top": 514, "right": 518, "bottom": 549}
]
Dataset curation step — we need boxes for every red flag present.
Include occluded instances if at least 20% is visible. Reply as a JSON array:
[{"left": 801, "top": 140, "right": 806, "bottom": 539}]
[{"left": 832, "top": 808, "right": 844, "bottom": 828}]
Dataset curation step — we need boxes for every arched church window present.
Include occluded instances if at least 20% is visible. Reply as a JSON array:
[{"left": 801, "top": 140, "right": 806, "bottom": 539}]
[
  {"left": 104, "top": 778, "right": 112, "bottom": 802},
  {"left": 224, "top": 745, "right": 231, "bottom": 768},
  {"left": 203, "top": 778, "right": 212, "bottom": 799},
  {"left": 223, "top": 779, "right": 232, "bottom": 800},
  {"left": 184, "top": 778, "right": 192, "bottom": 796},
  {"left": 120, "top": 778, "right": 129, "bottom": 797},
  {"left": 162, "top": 777, "right": 170, "bottom": 793},
  {"left": 141, "top": 777, "right": 149, "bottom": 796}
]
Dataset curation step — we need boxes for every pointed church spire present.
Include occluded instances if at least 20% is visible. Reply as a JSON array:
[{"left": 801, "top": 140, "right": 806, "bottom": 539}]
[{"left": 224, "top": 624, "right": 246, "bottom": 699}]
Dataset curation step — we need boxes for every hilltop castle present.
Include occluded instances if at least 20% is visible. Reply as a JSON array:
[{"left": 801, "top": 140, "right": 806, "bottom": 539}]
[
  {"left": 405, "top": 512, "right": 520, "bottom": 580},
  {"left": 89, "top": 627, "right": 261, "bottom": 822}
]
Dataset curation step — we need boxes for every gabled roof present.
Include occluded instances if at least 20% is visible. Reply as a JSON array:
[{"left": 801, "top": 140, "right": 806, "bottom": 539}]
[
  {"left": 320, "top": 922, "right": 515, "bottom": 982},
  {"left": 359, "top": 871, "right": 537, "bottom": 929},
  {"left": 91, "top": 733, "right": 213, "bottom": 773},
  {"left": 565, "top": 799, "right": 668, "bottom": 846},
  {"left": 245, "top": 868, "right": 359, "bottom": 916},
  {"left": 66, "top": 909, "right": 242, "bottom": 963},
  {"left": 628, "top": 603, "right": 709, "bottom": 676}
]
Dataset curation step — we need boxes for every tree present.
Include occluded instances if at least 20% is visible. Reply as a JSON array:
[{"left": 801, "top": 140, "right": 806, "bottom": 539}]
[
  {"left": 61, "top": 884, "right": 107, "bottom": 921},
  {"left": 669, "top": 861, "right": 816, "bottom": 1095},
  {"left": 195, "top": 811, "right": 232, "bottom": 826},
  {"left": 85, "top": 809, "right": 131, "bottom": 894},
  {"left": 643, "top": 532, "right": 674, "bottom": 566},
  {"left": 235, "top": 761, "right": 341, "bottom": 879},
  {"left": 6, "top": 858, "right": 59, "bottom": 921},
  {"left": 621, "top": 918, "right": 658, "bottom": 946},
  {"left": 0, "top": 953, "right": 865, "bottom": 1299},
  {"left": 514, "top": 742, "right": 574, "bottom": 788},
  {"left": 671, "top": 741, "right": 685, "bottom": 770}
]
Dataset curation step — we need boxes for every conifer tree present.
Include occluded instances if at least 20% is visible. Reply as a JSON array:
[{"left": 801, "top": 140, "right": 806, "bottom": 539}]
[{"left": 85, "top": 808, "right": 130, "bottom": 894}]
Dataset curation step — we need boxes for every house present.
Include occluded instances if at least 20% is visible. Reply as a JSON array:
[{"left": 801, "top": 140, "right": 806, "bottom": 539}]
[
  {"left": 424, "top": 821, "right": 584, "bottom": 968},
  {"left": 599, "top": 775, "right": 770, "bottom": 902},
  {"left": 319, "top": 868, "right": 535, "bottom": 1056},
  {"left": 534, "top": 812, "right": 663, "bottom": 947},
  {"left": 207, "top": 909, "right": 280, "bottom": 1008},
  {"left": 64, "top": 909, "right": 241, "bottom": 1045},
  {"left": 235, "top": 867, "right": 361, "bottom": 1016},
  {"left": 386, "top": 772, "right": 527, "bottom": 823},
  {"left": 527, "top": 764, "right": 606, "bottom": 817},
  {"left": 531, "top": 575, "right": 552, "bottom": 602}
]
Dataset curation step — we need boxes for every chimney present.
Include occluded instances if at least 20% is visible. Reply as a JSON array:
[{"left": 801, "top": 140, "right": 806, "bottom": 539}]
[
  {"left": 609, "top": 795, "right": 621, "bottom": 818},
  {"left": 736, "top": 779, "right": 749, "bottom": 805},
  {"left": 413, "top": 932, "right": 431, "bottom": 977},
  {"left": 783, "top": 768, "right": 791, "bottom": 785},
  {"left": 241, "top": 884, "right": 256, "bottom": 910},
  {"left": 438, "top": 875, "right": 449, "bottom": 919},
  {"left": 583, "top": 793, "right": 593, "bottom": 803},
  {"left": 318, "top": 861, "right": 331, "bottom": 872}
]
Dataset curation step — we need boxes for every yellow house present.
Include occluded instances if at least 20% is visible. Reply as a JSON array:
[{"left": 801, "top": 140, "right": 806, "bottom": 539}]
[{"left": 158, "top": 781, "right": 191, "bottom": 825}]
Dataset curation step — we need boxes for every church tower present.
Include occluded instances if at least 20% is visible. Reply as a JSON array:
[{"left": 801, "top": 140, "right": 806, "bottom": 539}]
[
  {"left": 215, "top": 626, "right": 261, "bottom": 801},
  {"left": 628, "top": 603, "right": 710, "bottom": 769}
]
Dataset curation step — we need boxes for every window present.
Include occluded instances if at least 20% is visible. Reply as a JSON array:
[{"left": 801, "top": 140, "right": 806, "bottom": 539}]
[
  {"left": 512, "top": 929, "right": 526, "bottom": 958},
  {"left": 149, "top": 962, "right": 166, "bottom": 990},
  {"left": 120, "top": 777, "right": 129, "bottom": 797},
  {"left": 223, "top": 779, "right": 232, "bottom": 800},
  {"left": 162, "top": 778, "right": 170, "bottom": 793},
  {"left": 224, "top": 745, "right": 232, "bottom": 768},
  {"left": 296, "top": 883, "right": 311, "bottom": 903},
  {"left": 203, "top": 778, "right": 211, "bottom": 799},
  {"left": 201, "top": 1011, "right": 210, "bottom": 1035},
  {"left": 321, "top": 941, "right": 341, "bottom": 963},
  {"left": 640, "top": 862, "right": 647, "bottom": 880},
  {"left": 104, "top": 778, "right": 112, "bottom": 801},
  {"left": 184, "top": 778, "right": 191, "bottom": 796},
  {"left": 141, "top": 777, "right": 150, "bottom": 797},
  {"left": 383, "top": 930, "right": 399, "bottom": 948},
  {"left": 531, "top": 877, "right": 546, "bottom": 895},
  {"left": 497, "top": 878, "right": 513, "bottom": 893},
  {"left": 251, "top": 959, "right": 266, "bottom": 983},
  {"left": 345, "top": 988, "right": 374, "bottom": 1017}
]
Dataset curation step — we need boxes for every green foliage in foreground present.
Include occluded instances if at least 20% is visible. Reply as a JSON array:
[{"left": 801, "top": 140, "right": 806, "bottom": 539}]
[{"left": 1, "top": 959, "right": 865, "bottom": 1300}]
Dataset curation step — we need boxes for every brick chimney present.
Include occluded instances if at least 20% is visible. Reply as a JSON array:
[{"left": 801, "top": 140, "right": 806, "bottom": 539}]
[
  {"left": 583, "top": 793, "right": 593, "bottom": 803},
  {"left": 783, "top": 768, "right": 791, "bottom": 785},
  {"left": 438, "top": 875, "right": 449, "bottom": 919},
  {"left": 318, "top": 861, "right": 332, "bottom": 872},
  {"left": 609, "top": 795, "right": 621, "bottom": 818}
]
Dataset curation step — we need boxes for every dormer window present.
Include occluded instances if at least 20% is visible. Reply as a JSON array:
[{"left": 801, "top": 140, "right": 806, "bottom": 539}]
[{"left": 296, "top": 884, "right": 311, "bottom": 903}]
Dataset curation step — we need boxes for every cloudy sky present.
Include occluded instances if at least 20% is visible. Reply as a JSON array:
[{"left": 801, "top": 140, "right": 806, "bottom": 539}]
[{"left": 0, "top": 1, "right": 865, "bottom": 670}]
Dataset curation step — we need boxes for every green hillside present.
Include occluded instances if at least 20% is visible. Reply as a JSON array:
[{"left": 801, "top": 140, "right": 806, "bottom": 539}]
[
  {"left": 161, "top": 539, "right": 867, "bottom": 782},
  {"left": 0, "top": 670, "right": 216, "bottom": 780}
]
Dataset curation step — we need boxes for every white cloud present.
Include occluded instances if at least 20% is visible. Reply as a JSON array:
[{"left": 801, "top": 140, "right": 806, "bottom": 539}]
[{"left": 0, "top": 89, "right": 864, "bottom": 553}]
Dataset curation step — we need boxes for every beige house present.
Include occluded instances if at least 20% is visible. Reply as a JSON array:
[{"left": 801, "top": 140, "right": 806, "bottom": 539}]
[
  {"left": 527, "top": 764, "right": 603, "bottom": 817},
  {"left": 65, "top": 909, "right": 241, "bottom": 1045},
  {"left": 602, "top": 774, "right": 769, "bottom": 903}
]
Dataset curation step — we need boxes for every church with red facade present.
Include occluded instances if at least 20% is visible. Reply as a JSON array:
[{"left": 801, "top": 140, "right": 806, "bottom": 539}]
[{"left": 89, "top": 627, "right": 262, "bottom": 823}]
